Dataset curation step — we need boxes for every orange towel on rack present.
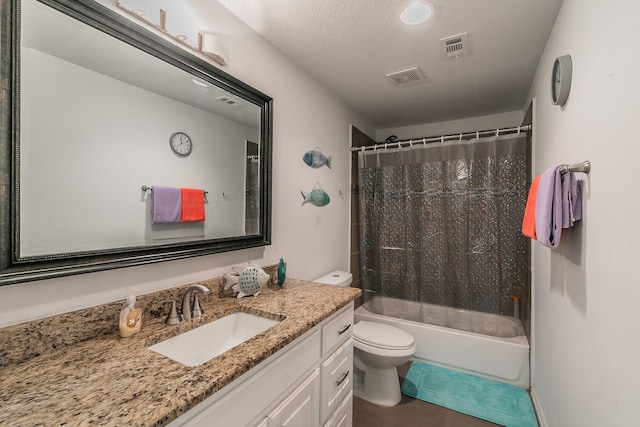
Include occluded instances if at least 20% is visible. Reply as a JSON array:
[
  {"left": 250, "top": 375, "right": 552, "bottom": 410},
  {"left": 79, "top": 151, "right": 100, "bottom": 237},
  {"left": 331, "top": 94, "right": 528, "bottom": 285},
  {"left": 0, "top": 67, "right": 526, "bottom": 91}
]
[
  {"left": 180, "top": 188, "right": 205, "bottom": 222},
  {"left": 522, "top": 176, "right": 540, "bottom": 239}
]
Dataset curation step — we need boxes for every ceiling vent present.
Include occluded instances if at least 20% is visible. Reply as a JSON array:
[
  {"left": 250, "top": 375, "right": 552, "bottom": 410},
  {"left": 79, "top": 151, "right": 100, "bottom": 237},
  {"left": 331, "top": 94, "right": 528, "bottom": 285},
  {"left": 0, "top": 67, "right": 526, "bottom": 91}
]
[
  {"left": 385, "top": 67, "right": 426, "bottom": 87},
  {"left": 216, "top": 95, "right": 238, "bottom": 105},
  {"left": 440, "top": 32, "right": 468, "bottom": 59}
]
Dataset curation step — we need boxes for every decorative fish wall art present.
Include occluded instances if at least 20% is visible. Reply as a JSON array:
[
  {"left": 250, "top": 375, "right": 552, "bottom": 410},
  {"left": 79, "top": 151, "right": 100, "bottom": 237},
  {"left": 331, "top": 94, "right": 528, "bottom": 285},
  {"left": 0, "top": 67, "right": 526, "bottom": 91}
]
[
  {"left": 301, "top": 183, "right": 330, "bottom": 207},
  {"left": 303, "top": 147, "right": 332, "bottom": 169}
]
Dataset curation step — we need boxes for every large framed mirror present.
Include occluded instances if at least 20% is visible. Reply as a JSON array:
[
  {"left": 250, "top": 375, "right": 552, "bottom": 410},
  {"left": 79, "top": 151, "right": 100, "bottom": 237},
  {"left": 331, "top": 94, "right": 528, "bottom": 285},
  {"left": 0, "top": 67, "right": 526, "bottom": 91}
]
[{"left": 0, "top": 0, "right": 273, "bottom": 285}]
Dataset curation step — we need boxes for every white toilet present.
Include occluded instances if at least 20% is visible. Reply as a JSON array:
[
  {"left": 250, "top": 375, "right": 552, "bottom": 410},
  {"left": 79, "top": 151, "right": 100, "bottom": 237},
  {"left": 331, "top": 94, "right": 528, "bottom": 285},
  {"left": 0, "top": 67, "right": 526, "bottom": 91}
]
[{"left": 314, "top": 271, "right": 417, "bottom": 407}]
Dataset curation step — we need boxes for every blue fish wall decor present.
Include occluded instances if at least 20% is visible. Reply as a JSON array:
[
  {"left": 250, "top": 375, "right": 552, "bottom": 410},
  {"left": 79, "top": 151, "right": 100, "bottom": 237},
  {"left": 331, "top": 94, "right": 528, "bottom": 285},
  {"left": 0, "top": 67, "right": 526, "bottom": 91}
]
[
  {"left": 301, "top": 186, "right": 331, "bottom": 207},
  {"left": 303, "top": 148, "right": 332, "bottom": 169}
]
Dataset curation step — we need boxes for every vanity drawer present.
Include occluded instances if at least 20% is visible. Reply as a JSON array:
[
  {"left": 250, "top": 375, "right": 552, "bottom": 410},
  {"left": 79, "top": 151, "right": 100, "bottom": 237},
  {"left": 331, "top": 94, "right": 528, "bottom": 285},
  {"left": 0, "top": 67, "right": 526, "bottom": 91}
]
[
  {"left": 321, "top": 304, "right": 354, "bottom": 355},
  {"left": 320, "top": 338, "right": 353, "bottom": 425},
  {"left": 323, "top": 392, "right": 352, "bottom": 427}
]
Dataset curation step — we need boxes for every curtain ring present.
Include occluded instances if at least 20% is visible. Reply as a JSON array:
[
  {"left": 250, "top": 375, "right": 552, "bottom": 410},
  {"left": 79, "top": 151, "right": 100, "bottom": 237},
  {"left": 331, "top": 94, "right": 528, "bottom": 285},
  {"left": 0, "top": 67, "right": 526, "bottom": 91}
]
[
  {"left": 496, "top": 129, "right": 500, "bottom": 137},
  {"left": 409, "top": 139, "right": 413, "bottom": 147},
  {"left": 476, "top": 131, "right": 479, "bottom": 139},
  {"left": 422, "top": 138, "right": 426, "bottom": 145},
  {"left": 440, "top": 136, "right": 444, "bottom": 144},
  {"left": 361, "top": 145, "right": 365, "bottom": 152},
  {"left": 459, "top": 133, "right": 463, "bottom": 141},
  {"left": 517, "top": 126, "right": 521, "bottom": 135}
]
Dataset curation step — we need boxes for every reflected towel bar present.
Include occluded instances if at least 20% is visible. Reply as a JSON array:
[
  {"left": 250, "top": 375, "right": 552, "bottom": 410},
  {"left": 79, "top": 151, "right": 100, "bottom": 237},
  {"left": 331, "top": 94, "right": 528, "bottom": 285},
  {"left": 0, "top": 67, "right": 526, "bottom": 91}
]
[
  {"left": 559, "top": 161, "right": 591, "bottom": 175},
  {"left": 142, "top": 185, "right": 208, "bottom": 195}
]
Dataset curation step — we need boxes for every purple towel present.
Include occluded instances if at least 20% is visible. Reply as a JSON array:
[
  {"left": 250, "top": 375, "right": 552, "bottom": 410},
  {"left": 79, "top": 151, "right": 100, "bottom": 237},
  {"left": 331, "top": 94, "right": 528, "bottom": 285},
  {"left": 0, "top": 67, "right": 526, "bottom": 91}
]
[
  {"left": 535, "top": 165, "right": 564, "bottom": 248},
  {"left": 535, "top": 165, "right": 583, "bottom": 248},
  {"left": 152, "top": 186, "right": 181, "bottom": 223},
  {"left": 561, "top": 171, "right": 582, "bottom": 229}
]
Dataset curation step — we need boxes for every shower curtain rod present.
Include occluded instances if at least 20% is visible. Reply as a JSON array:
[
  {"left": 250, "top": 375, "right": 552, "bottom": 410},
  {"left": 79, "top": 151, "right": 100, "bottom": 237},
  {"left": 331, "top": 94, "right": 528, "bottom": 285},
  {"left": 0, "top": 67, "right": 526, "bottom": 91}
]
[{"left": 350, "top": 124, "right": 532, "bottom": 152}]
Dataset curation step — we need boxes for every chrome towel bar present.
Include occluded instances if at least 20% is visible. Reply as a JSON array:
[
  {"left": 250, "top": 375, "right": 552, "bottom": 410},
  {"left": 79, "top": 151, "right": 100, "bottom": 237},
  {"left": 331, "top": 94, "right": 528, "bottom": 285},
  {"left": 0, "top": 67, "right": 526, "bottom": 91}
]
[{"left": 559, "top": 161, "right": 591, "bottom": 175}]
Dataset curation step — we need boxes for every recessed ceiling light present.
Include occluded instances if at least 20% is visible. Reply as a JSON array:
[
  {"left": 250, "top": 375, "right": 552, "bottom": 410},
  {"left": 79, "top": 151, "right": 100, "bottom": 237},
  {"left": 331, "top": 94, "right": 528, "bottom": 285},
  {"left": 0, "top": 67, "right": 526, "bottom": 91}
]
[
  {"left": 401, "top": 3, "right": 432, "bottom": 25},
  {"left": 192, "top": 78, "right": 208, "bottom": 87}
]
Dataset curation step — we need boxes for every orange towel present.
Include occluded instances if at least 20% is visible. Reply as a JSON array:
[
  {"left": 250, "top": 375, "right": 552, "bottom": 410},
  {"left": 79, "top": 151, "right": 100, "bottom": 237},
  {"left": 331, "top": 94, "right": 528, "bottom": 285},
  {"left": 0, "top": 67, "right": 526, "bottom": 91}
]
[
  {"left": 522, "top": 176, "right": 540, "bottom": 239},
  {"left": 180, "top": 188, "right": 205, "bottom": 222}
]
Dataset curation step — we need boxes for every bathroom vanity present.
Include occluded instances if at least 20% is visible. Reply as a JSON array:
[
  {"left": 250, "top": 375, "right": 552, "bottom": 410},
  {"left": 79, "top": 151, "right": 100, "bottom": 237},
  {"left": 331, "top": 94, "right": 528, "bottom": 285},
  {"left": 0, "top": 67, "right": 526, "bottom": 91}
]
[
  {"left": 0, "top": 277, "right": 360, "bottom": 426},
  {"left": 172, "top": 300, "right": 355, "bottom": 426}
]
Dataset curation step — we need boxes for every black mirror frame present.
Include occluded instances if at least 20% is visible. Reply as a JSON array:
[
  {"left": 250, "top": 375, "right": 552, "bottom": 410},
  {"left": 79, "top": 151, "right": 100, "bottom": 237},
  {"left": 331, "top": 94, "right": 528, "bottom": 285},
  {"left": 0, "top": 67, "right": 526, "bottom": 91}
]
[{"left": 0, "top": 0, "right": 273, "bottom": 285}]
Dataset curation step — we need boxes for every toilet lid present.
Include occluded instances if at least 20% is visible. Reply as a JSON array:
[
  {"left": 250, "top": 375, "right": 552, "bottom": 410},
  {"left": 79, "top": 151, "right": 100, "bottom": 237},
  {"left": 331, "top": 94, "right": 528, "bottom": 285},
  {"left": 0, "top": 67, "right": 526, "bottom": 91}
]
[{"left": 354, "top": 321, "right": 415, "bottom": 350}]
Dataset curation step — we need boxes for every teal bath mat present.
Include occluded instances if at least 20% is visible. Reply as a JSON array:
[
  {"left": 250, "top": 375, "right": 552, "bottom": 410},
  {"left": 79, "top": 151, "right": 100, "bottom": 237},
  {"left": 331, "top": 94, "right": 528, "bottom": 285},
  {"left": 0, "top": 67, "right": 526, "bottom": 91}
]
[{"left": 401, "top": 361, "right": 537, "bottom": 427}]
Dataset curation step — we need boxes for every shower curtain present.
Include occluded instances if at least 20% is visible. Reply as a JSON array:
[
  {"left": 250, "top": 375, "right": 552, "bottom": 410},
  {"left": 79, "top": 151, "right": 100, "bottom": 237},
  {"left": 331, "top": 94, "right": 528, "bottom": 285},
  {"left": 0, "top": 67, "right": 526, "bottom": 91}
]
[{"left": 358, "top": 133, "right": 528, "bottom": 318}]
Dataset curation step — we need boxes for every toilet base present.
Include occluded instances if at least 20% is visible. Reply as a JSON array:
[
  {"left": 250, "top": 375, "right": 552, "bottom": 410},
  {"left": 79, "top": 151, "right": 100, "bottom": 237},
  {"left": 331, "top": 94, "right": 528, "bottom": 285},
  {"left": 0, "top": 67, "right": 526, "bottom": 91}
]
[{"left": 354, "top": 357, "right": 403, "bottom": 406}]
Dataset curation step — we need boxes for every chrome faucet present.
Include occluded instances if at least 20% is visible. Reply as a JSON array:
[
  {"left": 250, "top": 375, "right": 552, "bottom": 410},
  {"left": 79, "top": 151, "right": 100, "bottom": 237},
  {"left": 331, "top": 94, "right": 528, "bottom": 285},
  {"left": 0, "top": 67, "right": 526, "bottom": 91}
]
[{"left": 181, "top": 284, "right": 210, "bottom": 321}]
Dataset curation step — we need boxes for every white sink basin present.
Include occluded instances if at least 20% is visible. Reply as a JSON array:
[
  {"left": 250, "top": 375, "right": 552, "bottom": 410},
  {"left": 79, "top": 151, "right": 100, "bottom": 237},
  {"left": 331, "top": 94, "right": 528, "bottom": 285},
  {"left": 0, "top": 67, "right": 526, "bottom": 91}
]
[{"left": 149, "top": 312, "right": 280, "bottom": 366}]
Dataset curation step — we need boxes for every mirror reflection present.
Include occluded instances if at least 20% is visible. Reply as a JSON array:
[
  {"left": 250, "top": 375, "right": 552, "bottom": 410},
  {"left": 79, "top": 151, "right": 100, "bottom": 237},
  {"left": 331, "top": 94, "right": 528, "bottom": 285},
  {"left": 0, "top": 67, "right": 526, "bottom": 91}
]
[
  {"left": 19, "top": 0, "right": 264, "bottom": 258},
  {"left": 0, "top": 0, "right": 272, "bottom": 284}
]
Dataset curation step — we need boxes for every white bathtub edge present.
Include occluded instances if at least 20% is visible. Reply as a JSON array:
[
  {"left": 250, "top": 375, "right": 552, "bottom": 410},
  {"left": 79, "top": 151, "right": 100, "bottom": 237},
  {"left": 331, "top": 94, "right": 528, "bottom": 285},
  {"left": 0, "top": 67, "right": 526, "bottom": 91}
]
[
  {"left": 529, "top": 384, "right": 548, "bottom": 427},
  {"left": 355, "top": 303, "right": 530, "bottom": 388}
]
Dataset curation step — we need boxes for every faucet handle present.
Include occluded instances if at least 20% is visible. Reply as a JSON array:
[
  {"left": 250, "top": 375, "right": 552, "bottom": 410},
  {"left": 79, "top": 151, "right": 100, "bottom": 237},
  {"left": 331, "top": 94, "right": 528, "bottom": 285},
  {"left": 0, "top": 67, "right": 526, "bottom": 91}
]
[
  {"left": 192, "top": 295, "right": 204, "bottom": 319},
  {"left": 158, "top": 300, "right": 181, "bottom": 325}
]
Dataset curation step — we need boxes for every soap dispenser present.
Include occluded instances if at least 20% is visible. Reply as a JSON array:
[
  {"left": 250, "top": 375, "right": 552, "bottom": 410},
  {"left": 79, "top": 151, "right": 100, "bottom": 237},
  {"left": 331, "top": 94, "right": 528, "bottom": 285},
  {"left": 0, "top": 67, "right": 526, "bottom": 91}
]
[
  {"left": 277, "top": 257, "right": 286, "bottom": 287},
  {"left": 119, "top": 290, "right": 142, "bottom": 338}
]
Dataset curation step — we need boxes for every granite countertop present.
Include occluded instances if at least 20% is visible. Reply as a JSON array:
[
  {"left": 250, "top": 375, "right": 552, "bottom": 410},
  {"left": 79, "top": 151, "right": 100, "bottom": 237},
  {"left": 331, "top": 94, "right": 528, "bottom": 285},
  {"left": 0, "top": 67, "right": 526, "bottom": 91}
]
[{"left": 0, "top": 276, "right": 361, "bottom": 426}]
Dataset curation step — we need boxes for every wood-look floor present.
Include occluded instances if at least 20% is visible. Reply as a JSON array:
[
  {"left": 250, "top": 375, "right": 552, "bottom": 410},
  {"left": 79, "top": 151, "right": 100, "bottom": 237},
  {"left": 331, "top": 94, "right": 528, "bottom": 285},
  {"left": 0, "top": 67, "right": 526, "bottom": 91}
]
[{"left": 353, "top": 362, "right": 501, "bottom": 427}]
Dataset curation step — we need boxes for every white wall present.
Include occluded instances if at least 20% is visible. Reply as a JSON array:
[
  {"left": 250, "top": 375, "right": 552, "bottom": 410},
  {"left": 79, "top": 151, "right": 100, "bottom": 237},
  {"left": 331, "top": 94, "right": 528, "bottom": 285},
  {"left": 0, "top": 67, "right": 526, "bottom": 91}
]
[
  {"left": 375, "top": 111, "right": 523, "bottom": 142},
  {"left": 526, "top": 0, "right": 640, "bottom": 425},
  {"left": 0, "top": 0, "right": 373, "bottom": 327}
]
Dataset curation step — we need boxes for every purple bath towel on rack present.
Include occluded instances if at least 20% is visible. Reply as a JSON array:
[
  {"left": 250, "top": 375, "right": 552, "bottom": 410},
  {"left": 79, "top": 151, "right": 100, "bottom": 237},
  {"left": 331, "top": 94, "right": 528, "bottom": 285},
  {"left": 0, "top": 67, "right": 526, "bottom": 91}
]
[
  {"left": 152, "top": 186, "right": 181, "bottom": 223},
  {"left": 535, "top": 165, "right": 583, "bottom": 248},
  {"left": 562, "top": 171, "right": 582, "bottom": 228},
  {"left": 535, "top": 165, "right": 564, "bottom": 248}
]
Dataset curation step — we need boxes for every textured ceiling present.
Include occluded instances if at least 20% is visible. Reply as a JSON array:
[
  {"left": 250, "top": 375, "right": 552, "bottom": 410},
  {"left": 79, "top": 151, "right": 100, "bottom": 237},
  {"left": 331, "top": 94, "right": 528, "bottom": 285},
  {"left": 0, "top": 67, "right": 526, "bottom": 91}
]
[{"left": 208, "top": 0, "right": 564, "bottom": 129}]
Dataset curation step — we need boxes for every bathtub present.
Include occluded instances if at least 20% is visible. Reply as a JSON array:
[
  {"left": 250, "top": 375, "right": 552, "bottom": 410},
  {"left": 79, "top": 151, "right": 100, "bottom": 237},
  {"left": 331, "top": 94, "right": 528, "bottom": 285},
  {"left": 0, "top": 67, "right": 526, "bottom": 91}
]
[{"left": 355, "top": 297, "right": 530, "bottom": 388}]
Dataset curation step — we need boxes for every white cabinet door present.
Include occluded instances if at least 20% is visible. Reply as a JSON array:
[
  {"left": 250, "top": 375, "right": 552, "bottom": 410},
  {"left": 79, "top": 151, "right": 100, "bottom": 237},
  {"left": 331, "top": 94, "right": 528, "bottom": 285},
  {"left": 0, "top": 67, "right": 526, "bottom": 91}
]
[{"left": 269, "top": 369, "right": 320, "bottom": 427}]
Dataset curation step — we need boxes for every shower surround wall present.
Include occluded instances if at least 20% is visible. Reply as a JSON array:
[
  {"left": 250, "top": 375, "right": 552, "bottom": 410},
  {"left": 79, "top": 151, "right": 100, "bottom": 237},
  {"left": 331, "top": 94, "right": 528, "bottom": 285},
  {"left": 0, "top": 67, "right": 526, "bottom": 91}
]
[{"left": 358, "top": 133, "right": 529, "bottom": 321}]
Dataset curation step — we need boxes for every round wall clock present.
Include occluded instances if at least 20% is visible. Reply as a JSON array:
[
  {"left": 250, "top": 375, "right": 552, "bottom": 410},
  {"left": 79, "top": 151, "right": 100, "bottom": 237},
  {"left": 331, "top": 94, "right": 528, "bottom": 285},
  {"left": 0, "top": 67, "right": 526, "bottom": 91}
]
[
  {"left": 551, "top": 55, "right": 572, "bottom": 107},
  {"left": 169, "top": 131, "right": 192, "bottom": 157}
]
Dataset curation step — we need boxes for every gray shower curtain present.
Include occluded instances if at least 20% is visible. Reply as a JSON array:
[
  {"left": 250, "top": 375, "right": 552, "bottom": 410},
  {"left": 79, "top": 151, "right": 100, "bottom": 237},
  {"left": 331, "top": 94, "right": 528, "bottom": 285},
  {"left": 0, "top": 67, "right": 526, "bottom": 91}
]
[{"left": 358, "top": 133, "right": 528, "bottom": 317}]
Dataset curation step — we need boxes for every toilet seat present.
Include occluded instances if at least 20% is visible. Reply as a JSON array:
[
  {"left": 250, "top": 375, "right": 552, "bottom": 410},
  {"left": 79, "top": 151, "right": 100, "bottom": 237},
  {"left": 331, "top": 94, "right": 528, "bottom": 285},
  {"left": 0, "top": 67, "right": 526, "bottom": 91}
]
[{"left": 354, "top": 321, "right": 415, "bottom": 350}]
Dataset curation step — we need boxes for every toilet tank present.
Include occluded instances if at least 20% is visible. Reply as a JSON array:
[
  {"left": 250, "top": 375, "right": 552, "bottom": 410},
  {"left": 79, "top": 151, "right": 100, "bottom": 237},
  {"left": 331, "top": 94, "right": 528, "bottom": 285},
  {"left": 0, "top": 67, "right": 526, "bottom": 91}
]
[{"left": 314, "top": 271, "right": 353, "bottom": 287}]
